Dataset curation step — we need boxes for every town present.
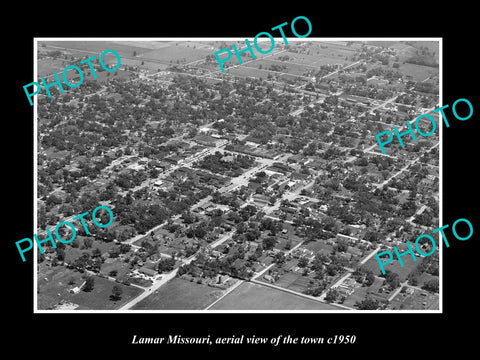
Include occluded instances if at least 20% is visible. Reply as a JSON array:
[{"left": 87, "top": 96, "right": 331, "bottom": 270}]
[{"left": 35, "top": 39, "right": 440, "bottom": 311}]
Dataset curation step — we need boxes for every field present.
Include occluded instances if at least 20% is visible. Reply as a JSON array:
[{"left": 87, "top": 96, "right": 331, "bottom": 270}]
[
  {"left": 361, "top": 252, "right": 422, "bottom": 281},
  {"left": 399, "top": 63, "right": 438, "bottom": 82},
  {"left": 42, "top": 41, "right": 150, "bottom": 58},
  {"left": 253, "top": 58, "right": 317, "bottom": 76},
  {"left": 38, "top": 58, "right": 68, "bottom": 77},
  {"left": 265, "top": 271, "right": 312, "bottom": 293},
  {"left": 131, "top": 278, "right": 225, "bottom": 310},
  {"left": 275, "top": 50, "right": 352, "bottom": 67},
  {"left": 228, "top": 65, "right": 273, "bottom": 80},
  {"left": 100, "top": 258, "right": 131, "bottom": 279},
  {"left": 63, "top": 236, "right": 118, "bottom": 264},
  {"left": 37, "top": 266, "right": 142, "bottom": 310},
  {"left": 303, "top": 239, "right": 333, "bottom": 253},
  {"left": 209, "top": 281, "right": 343, "bottom": 310},
  {"left": 138, "top": 43, "right": 213, "bottom": 64}
]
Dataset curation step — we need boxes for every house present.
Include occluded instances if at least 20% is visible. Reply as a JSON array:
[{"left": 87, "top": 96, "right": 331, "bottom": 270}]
[
  {"left": 252, "top": 194, "right": 270, "bottom": 205},
  {"left": 232, "top": 258, "right": 245, "bottom": 271},
  {"left": 69, "top": 287, "right": 81, "bottom": 294},
  {"left": 264, "top": 274, "right": 275, "bottom": 283},
  {"left": 69, "top": 280, "right": 86, "bottom": 294},
  {"left": 347, "top": 246, "right": 363, "bottom": 257},
  {"left": 193, "top": 134, "right": 221, "bottom": 147}
]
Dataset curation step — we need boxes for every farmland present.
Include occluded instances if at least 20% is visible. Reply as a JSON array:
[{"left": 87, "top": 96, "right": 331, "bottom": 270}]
[
  {"left": 138, "top": 42, "right": 214, "bottom": 64},
  {"left": 209, "top": 282, "right": 342, "bottom": 310},
  {"left": 131, "top": 278, "right": 225, "bottom": 310},
  {"left": 399, "top": 63, "right": 438, "bottom": 82}
]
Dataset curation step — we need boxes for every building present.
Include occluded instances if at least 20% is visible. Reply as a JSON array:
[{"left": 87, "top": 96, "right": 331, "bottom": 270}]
[{"left": 139, "top": 267, "right": 157, "bottom": 277}]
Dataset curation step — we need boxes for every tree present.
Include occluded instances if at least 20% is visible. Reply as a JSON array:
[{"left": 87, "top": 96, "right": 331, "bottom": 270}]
[
  {"left": 274, "top": 252, "right": 286, "bottom": 265},
  {"left": 110, "top": 285, "right": 123, "bottom": 301},
  {"left": 298, "top": 257, "right": 309, "bottom": 268},
  {"left": 83, "top": 276, "right": 95, "bottom": 292},
  {"left": 381, "top": 269, "right": 400, "bottom": 289},
  {"left": 365, "top": 271, "right": 375, "bottom": 286},
  {"left": 83, "top": 237, "right": 93, "bottom": 249},
  {"left": 325, "top": 288, "right": 339, "bottom": 303},
  {"left": 326, "top": 263, "right": 338, "bottom": 276},
  {"left": 262, "top": 236, "right": 277, "bottom": 250},
  {"left": 336, "top": 240, "right": 348, "bottom": 253},
  {"left": 56, "top": 248, "right": 65, "bottom": 262},
  {"left": 157, "top": 257, "right": 176, "bottom": 273},
  {"left": 92, "top": 247, "right": 102, "bottom": 258},
  {"left": 422, "top": 279, "right": 439, "bottom": 293},
  {"left": 364, "top": 230, "right": 379, "bottom": 243},
  {"left": 119, "top": 243, "right": 131, "bottom": 254},
  {"left": 356, "top": 297, "right": 379, "bottom": 310},
  {"left": 109, "top": 270, "right": 118, "bottom": 277},
  {"left": 284, "top": 239, "right": 292, "bottom": 250}
]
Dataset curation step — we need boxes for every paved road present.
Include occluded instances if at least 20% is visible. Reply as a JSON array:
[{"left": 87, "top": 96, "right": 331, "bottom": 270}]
[
  {"left": 204, "top": 279, "right": 245, "bottom": 310},
  {"left": 120, "top": 228, "right": 235, "bottom": 310},
  {"left": 388, "top": 281, "right": 408, "bottom": 302},
  {"left": 119, "top": 252, "right": 200, "bottom": 310},
  {"left": 359, "top": 245, "right": 382, "bottom": 265}
]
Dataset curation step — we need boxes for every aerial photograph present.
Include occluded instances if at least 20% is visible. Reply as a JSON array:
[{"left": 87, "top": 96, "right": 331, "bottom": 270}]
[{"left": 34, "top": 38, "right": 440, "bottom": 312}]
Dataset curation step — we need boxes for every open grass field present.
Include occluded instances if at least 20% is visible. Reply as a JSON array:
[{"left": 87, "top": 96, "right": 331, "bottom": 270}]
[
  {"left": 70, "top": 275, "right": 142, "bottom": 310},
  {"left": 275, "top": 50, "right": 352, "bottom": 68},
  {"left": 38, "top": 58, "right": 68, "bottom": 77},
  {"left": 272, "top": 271, "right": 313, "bottom": 293},
  {"left": 113, "top": 41, "right": 173, "bottom": 50},
  {"left": 228, "top": 65, "right": 271, "bottom": 80},
  {"left": 100, "top": 258, "right": 131, "bottom": 278},
  {"left": 37, "top": 266, "right": 142, "bottom": 310},
  {"left": 131, "top": 277, "right": 225, "bottom": 310},
  {"left": 361, "top": 253, "right": 422, "bottom": 281},
  {"left": 209, "top": 281, "right": 342, "bottom": 310},
  {"left": 253, "top": 58, "right": 317, "bottom": 76},
  {"left": 399, "top": 63, "right": 438, "bottom": 82},
  {"left": 303, "top": 239, "right": 333, "bottom": 253}
]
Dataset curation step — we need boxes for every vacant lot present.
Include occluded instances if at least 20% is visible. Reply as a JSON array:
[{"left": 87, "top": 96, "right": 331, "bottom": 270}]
[
  {"left": 71, "top": 275, "right": 142, "bottom": 310},
  {"left": 131, "top": 278, "right": 225, "bottom": 310},
  {"left": 210, "top": 282, "right": 342, "bottom": 310},
  {"left": 362, "top": 250, "right": 422, "bottom": 281},
  {"left": 269, "top": 271, "right": 312, "bottom": 293},
  {"left": 303, "top": 239, "right": 333, "bottom": 253}
]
